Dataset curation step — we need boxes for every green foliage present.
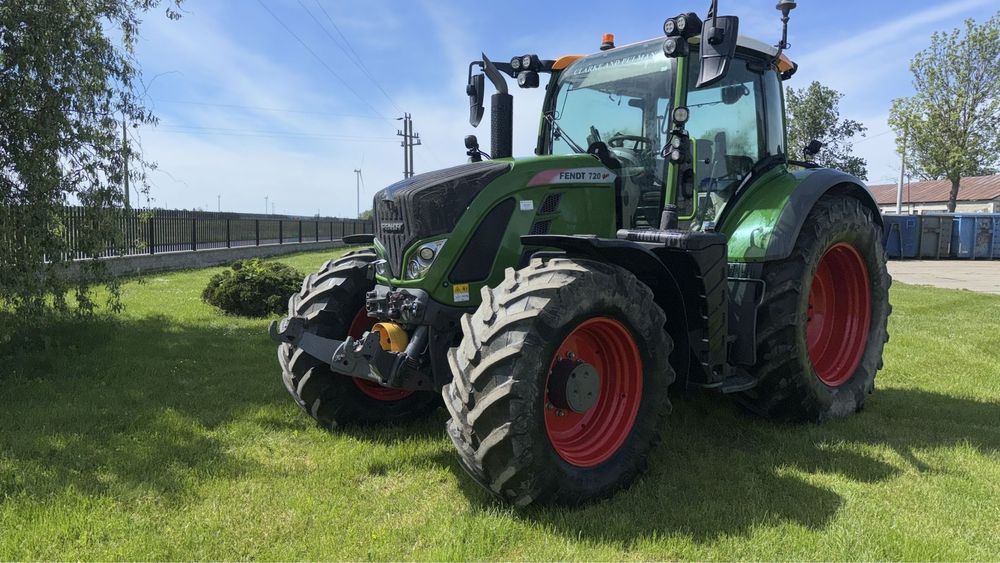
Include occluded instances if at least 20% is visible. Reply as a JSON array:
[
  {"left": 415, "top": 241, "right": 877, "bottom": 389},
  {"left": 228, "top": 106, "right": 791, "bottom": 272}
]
[
  {"left": 785, "top": 81, "right": 868, "bottom": 180},
  {"left": 358, "top": 209, "right": 373, "bottom": 220},
  {"left": 0, "top": 1, "right": 179, "bottom": 316},
  {"left": 202, "top": 258, "right": 302, "bottom": 317},
  {"left": 889, "top": 12, "right": 1000, "bottom": 212}
]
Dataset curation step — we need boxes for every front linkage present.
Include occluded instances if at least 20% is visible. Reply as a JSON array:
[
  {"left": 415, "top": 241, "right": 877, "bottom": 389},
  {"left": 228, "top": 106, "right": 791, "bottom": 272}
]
[{"left": 270, "top": 279, "right": 462, "bottom": 394}]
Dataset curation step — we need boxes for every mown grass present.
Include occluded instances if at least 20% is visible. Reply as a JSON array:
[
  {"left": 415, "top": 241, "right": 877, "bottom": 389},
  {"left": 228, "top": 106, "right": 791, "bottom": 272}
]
[{"left": 1, "top": 249, "right": 999, "bottom": 560}]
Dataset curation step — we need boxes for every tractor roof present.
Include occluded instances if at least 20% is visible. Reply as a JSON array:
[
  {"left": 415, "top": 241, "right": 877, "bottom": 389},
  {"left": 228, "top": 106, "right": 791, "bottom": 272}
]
[{"left": 553, "top": 35, "right": 796, "bottom": 75}]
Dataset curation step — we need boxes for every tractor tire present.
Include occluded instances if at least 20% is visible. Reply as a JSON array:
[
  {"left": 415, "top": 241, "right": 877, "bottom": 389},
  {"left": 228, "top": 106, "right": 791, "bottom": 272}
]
[
  {"left": 277, "top": 250, "right": 438, "bottom": 427},
  {"left": 443, "top": 258, "right": 674, "bottom": 506},
  {"left": 737, "top": 194, "right": 891, "bottom": 422}
]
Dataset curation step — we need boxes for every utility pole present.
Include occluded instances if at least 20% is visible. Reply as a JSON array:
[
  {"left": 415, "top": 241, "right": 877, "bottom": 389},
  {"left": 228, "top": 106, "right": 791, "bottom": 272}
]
[
  {"left": 396, "top": 113, "right": 422, "bottom": 178},
  {"left": 217, "top": 194, "right": 221, "bottom": 213},
  {"left": 122, "top": 118, "right": 130, "bottom": 209},
  {"left": 265, "top": 195, "right": 269, "bottom": 215},
  {"left": 895, "top": 125, "right": 907, "bottom": 215},
  {"left": 354, "top": 168, "right": 362, "bottom": 218}
]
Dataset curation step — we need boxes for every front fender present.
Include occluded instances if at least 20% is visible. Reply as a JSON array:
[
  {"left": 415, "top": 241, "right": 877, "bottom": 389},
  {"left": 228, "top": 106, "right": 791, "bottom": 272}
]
[
  {"left": 521, "top": 234, "right": 692, "bottom": 384},
  {"left": 720, "top": 167, "right": 881, "bottom": 262}
]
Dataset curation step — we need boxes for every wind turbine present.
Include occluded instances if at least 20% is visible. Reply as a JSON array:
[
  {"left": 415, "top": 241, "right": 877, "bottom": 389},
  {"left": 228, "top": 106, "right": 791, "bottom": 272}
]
[{"left": 354, "top": 154, "right": 365, "bottom": 219}]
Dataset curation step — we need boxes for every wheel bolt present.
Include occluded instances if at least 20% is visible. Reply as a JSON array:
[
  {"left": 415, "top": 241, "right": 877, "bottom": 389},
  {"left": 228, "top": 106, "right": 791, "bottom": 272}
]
[{"left": 555, "top": 409, "right": 565, "bottom": 417}]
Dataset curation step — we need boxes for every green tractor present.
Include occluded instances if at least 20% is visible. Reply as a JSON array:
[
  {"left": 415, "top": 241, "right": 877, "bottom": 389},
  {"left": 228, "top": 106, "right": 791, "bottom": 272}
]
[{"left": 270, "top": 0, "right": 890, "bottom": 506}]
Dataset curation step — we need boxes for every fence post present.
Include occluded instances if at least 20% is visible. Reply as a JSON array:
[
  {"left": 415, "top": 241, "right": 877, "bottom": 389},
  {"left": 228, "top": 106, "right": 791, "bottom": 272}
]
[
  {"left": 191, "top": 218, "right": 197, "bottom": 251},
  {"left": 226, "top": 219, "right": 231, "bottom": 248},
  {"left": 148, "top": 216, "right": 155, "bottom": 255},
  {"left": 298, "top": 220, "right": 303, "bottom": 243},
  {"left": 279, "top": 220, "right": 283, "bottom": 244},
  {"left": 315, "top": 220, "right": 320, "bottom": 242},
  {"left": 255, "top": 220, "right": 260, "bottom": 246},
  {"left": 329, "top": 221, "right": 334, "bottom": 241}
]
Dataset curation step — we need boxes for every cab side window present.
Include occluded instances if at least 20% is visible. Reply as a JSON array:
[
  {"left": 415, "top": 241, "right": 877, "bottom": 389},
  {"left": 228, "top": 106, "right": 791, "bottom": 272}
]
[{"left": 683, "top": 56, "right": 765, "bottom": 225}]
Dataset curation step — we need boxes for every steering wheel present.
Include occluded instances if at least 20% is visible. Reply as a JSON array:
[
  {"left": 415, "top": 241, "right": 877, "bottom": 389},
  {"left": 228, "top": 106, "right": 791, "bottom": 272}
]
[{"left": 607, "top": 134, "right": 655, "bottom": 152}]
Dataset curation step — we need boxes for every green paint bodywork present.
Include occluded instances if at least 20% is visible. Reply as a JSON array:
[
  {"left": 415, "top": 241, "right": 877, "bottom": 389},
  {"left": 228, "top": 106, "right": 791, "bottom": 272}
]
[
  {"left": 717, "top": 165, "right": 804, "bottom": 262},
  {"left": 374, "top": 155, "right": 617, "bottom": 307}
]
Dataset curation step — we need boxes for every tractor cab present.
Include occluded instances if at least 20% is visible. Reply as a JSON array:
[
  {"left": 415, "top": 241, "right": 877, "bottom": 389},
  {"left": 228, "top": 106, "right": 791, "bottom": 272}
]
[{"left": 537, "top": 35, "right": 794, "bottom": 232}]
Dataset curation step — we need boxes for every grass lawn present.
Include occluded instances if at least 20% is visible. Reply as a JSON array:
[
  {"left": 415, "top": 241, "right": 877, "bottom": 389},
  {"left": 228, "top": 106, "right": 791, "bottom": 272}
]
[{"left": 1, "top": 248, "right": 999, "bottom": 560}]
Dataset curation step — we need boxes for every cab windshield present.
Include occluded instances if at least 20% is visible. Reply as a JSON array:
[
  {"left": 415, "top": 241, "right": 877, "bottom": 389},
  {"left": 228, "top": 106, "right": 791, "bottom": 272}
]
[{"left": 545, "top": 41, "right": 675, "bottom": 228}]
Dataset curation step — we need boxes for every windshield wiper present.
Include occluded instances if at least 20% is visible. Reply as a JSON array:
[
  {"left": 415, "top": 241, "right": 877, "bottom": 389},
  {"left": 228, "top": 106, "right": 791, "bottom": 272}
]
[{"left": 544, "top": 112, "right": 586, "bottom": 153}]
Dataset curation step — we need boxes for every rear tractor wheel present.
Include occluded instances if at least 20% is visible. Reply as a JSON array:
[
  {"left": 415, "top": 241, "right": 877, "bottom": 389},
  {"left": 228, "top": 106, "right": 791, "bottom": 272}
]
[
  {"left": 738, "top": 194, "right": 891, "bottom": 421},
  {"left": 277, "top": 251, "right": 439, "bottom": 427},
  {"left": 444, "top": 258, "right": 674, "bottom": 506}
]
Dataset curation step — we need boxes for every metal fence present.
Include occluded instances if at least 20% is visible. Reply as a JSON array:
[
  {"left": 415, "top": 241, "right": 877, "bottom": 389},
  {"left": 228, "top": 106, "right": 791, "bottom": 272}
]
[{"left": 58, "top": 206, "right": 373, "bottom": 260}]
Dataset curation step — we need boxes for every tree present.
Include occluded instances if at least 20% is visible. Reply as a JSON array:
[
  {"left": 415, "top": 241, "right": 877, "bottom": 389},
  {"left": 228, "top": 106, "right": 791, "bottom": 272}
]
[
  {"left": 889, "top": 13, "right": 1000, "bottom": 212},
  {"left": 359, "top": 209, "right": 373, "bottom": 220},
  {"left": 0, "top": 1, "right": 178, "bottom": 316},
  {"left": 785, "top": 81, "right": 869, "bottom": 179}
]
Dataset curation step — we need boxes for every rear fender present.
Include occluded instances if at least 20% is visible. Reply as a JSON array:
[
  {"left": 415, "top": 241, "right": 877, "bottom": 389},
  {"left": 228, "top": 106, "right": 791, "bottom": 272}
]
[
  {"left": 722, "top": 168, "right": 882, "bottom": 262},
  {"left": 521, "top": 235, "right": 692, "bottom": 385}
]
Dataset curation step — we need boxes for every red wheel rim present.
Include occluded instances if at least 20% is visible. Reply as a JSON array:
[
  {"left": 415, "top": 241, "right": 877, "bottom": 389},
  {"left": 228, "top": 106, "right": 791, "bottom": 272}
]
[
  {"left": 806, "top": 243, "right": 872, "bottom": 387},
  {"left": 544, "top": 317, "right": 643, "bottom": 468},
  {"left": 348, "top": 309, "right": 414, "bottom": 401}
]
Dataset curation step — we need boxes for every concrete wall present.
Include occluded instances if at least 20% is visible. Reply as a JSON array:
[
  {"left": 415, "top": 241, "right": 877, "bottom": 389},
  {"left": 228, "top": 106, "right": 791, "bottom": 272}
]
[{"left": 66, "top": 240, "right": 346, "bottom": 279}]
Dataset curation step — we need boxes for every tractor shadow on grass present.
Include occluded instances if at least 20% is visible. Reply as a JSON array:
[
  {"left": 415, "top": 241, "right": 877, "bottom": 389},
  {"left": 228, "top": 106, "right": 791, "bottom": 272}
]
[
  {"left": 445, "top": 387, "right": 1000, "bottom": 544},
  {"left": 0, "top": 313, "right": 282, "bottom": 504}
]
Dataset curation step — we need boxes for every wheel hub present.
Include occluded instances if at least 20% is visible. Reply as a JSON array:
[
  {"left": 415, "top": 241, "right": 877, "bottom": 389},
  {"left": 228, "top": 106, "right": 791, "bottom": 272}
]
[
  {"left": 548, "top": 359, "right": 601, "bottom": 413},
  {"left": 543, "top": 317, "right": 643, "bottom": 468},
  {"left": 806, "top": 242, "right": 872, "bottom": 387}
]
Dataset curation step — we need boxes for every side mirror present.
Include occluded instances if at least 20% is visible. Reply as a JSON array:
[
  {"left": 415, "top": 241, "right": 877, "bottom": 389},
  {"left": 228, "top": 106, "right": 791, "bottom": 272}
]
[
  {"left": 696, "top": 15, "right": 739, "bottom": 88},
  {"left": 804, "top": 139, "right": 824, "bottom": 157},
  {"left": 467, "top": 72, "right": 485, "bottom": 127}
]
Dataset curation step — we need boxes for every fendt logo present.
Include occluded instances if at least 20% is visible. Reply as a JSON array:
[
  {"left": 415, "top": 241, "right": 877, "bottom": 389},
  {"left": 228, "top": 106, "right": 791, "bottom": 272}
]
[{"left": 380, "top": 221, "right": 405, "bottom": 233}]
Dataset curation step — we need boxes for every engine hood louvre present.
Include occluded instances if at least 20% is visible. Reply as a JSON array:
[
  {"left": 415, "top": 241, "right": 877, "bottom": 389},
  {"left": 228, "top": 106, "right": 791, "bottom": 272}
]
[{"left": 373, "top": 161, "right": 511, "bottom": 277}]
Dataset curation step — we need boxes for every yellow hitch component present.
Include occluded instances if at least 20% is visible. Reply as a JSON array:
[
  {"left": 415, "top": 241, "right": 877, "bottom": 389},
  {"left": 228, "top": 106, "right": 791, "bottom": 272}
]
[{"left": 372, "top": 322, "right": 409, "bottom": 352}]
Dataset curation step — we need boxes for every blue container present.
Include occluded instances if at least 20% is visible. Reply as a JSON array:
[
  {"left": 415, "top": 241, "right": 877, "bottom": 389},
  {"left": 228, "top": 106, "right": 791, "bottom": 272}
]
[
  {"left": 882, "top": 215, "right": 920, "bottom": 258},
  {"left": 973, "top": 216, "right": 993, "bottom": 259},
  {"left": 993, "top": 216, "right": 1000, "bottom": 259},
  {"left": 918, "top": 214, "right": 953, "bottom": 259},
  {"left": 950, "top": 214, "right": 994, "bottom": 258}
]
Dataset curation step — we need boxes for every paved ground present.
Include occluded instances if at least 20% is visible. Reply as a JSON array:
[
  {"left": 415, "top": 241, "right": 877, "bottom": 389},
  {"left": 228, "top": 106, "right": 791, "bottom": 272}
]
[{"left": 888, "top": 260, "right": 1000, "bottom": 295}]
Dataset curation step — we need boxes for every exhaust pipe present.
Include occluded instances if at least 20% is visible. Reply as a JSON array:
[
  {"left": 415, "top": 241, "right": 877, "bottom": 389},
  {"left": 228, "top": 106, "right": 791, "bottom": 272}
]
[{"left": 491, "top": 92, "right": 513, "bottom": 159}]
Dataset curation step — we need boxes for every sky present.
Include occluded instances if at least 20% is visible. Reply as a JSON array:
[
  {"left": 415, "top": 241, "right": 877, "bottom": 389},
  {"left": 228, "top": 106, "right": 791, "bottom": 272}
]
[{"left": 130, "top": 0, "right": 1000, "bottom": 217}]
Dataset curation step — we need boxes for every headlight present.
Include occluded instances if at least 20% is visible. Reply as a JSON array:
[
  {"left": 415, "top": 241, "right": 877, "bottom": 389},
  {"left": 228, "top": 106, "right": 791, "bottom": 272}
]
[
  {"left": 403, "top": 239, "right": 446, "bottom": 280},
  {"left": 374, "top": 259, "right": 389, "bottom": 277}
]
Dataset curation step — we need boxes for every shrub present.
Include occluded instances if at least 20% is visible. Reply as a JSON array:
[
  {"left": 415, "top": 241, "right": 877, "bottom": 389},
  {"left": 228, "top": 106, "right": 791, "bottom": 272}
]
[{"left": 202, "top": 259, "right": 302, "bottom": 317}]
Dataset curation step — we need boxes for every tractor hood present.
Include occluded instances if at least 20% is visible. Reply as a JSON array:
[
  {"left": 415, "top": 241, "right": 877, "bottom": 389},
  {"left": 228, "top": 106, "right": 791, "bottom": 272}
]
[{"left": 373, "top": 161, "right": 511, "bottom": 277}]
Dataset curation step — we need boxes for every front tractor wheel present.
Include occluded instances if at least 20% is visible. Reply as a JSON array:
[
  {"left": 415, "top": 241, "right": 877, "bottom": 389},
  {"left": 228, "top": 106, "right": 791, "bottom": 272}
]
[
  {"left": 444, "top": 258, "right": 674, "bottom": 506},
  {"left": 277, "top": 251, "right": 438, "bottom": 427},
  {"left": 738, "top": 194, "right": 891, "bottom": 421}
]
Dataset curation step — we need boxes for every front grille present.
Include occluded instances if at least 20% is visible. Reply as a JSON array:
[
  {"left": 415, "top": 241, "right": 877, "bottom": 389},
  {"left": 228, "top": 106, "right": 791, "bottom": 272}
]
[
  {"left": 374, "top": 197, "right": 409, "bottom": 278},
  {"left": 373, "top": 161, "right": 511, "bottom": 278}
]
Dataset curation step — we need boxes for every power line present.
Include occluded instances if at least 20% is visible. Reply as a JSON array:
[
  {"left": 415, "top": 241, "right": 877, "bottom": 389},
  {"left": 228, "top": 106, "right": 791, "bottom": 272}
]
[
  {"left": 306, "top": 0, "right": 403, "bottom": 113},
  {"left": 254, "top": 0, "right": 388, "bottom": 119},
  {"left": 853, "top": 129, "right": 894, "bottom": 145},
  {"left": 155, "top": 125, "right": 398, "bottom": 142},
  {"left": 152, "top": 99, "right": 392, "bottom": 120}
]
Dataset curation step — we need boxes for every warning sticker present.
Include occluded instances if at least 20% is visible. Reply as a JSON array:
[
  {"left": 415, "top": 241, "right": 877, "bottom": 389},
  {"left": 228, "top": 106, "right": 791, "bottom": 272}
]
[
  {"left": 519, "top": 200, "right": 534, "bottom": 211},
  {"left": 453, "top": 283, "right": 470, "bottom": 303}
]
